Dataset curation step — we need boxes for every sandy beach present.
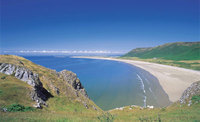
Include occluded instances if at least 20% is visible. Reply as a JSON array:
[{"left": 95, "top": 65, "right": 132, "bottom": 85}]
[{"left": 72, "top": 56, "right": 200, "bottom": 102}]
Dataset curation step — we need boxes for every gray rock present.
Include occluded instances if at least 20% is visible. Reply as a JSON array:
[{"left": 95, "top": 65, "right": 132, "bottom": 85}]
[
  {"left": 0, "top": 63, "right": 16, "bottom": 75},
  {"left": 14, "top": 66, "right": 41, "bottom": 87},
  {"left": 92, "top": 105, "right": 97, "bottom": 111},
  {"left": 188, "top": 100, "right": 192, "bottom": 106},
  {"left": 0, "top": 63, "right": 52, "bottom": 108},
  {"left": 59, "top": 70, "right": 88, "bottom": 97},
  {"left": 33, "top": 102, "right": 41, "bottom": 108},
  {"left": 83, "top": 103, "right": 89, "bottom": 109},
  {"left": 0, "top": 107, "right": 7, "bottom": 112},
  {"left": 3, "top": 108, "right": 7, "bottom": 112},
  {"left": 179, "top": 81, "right": 200, "bottom": 104},
  {"left": 0, "top": 63, "right": 90, "bottom": 109}
]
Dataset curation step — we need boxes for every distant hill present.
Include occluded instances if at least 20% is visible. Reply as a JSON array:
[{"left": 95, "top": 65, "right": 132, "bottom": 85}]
[{"left": 123, "top": 42, "right": 200, "bottom": 60}]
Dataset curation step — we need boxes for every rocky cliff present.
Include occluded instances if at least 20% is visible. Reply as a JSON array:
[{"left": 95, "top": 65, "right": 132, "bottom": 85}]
[
  {"left": 0, "top": 63, "right": 52, "bottom": 108},
  {"left": 179, "top": 81, "right": 200, "bottom": 106},
  {"left": 58, "top": 70, "right": 88, "bottom": 97},
  {"left": 0, "top": 55, "right": 98, "bottom": 111}
]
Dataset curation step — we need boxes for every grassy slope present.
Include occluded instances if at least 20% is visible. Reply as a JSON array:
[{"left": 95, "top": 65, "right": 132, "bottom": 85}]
[
  {"left": 122, "top": 42, "right": 200, "bottom": 70},
  {"left": 1, "top": 102, "right": 200, "bottom": 121},
  {"left": 109, "top": 103, "right": 200, "bottom": 122},
  {"left": 0, "top": 55, "right": 200, "bottom": 121},
  {"left": 0, "top": 73, "right": 34, "bottom": 107},
  {"left": 123, "top": 42, "right": 200, "bottom": 60},
  {"left": 0, "top": 55, "right": 104, "bottom": 121}
]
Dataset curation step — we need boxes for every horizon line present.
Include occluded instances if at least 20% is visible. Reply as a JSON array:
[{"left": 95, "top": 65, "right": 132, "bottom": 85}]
[{"left": 1, "top": 50, "right": 126, "bottom": 54}]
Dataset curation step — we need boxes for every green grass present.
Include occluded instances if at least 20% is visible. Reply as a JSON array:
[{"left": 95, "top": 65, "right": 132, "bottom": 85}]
[
  {"left": 0, "top": 111, "right": 101, "bottom": 122},
  {"left": 119, "top": 57, "right": 200, "bottom": 70},
  {"left": 0, "top": 55, "right": 103, "bottom": 121},
  {"left": 191, "top": 95, "right": 200, "bottom": 103},
  {"left": 5, "top": 104, "right": 36, "bottom": 112},
  {"left": 1, "top": 55, "right": 200, "bottom": 121},
  {"left": 0, "top": 55, "right": 101, "bottom": 111},
  {"left": 0, "top": 72, "right": 103, "bottom": 121},
  {"left": 109, "top": 103, "right": 200, "bottom": 122},
  {"left": 0, "top": 73, "right": 34, "bottom": 107},
  {"left": 123, "top": 42, "right": 200, "bottom": 61},
  {"left": 1, "top": 103, "right": 199, "bottom": 122}
]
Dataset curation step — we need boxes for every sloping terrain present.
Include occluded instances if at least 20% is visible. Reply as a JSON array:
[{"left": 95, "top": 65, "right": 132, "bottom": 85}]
[
  {"left": 0, "top": 55, "right": 200, "bottom": 121},
  {"left": 123, "top": 42, "right": 200, "bottom": 60},
  {"left": 109, "top": 81, "right": 200, "bottom": 122},
  {"left": 0, "top": 55, "right": 102, "bottom": 121}
]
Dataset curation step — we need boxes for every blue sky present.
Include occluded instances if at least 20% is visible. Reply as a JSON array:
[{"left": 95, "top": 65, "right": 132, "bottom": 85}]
[{"left": 1, "top": 0, "right": 199, "bottom": 53}]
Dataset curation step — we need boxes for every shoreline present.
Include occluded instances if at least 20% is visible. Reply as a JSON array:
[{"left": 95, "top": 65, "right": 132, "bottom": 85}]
[{"left": 72, "top": 56, "right": 200, "bottom": 102}]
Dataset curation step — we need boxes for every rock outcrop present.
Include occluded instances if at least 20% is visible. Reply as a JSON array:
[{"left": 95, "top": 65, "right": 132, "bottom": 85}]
[
  {"left": 0, "top": 62, "right": 92, "bottom": 109},
  {"left": 59, "top": 70, "right": 88, "bottom": 97},
  {"left": 179, "top": 81, "right": 200, "bottom": 105},
  {"left": 0, "top": 63, "right": 52, "bottom": 108}
]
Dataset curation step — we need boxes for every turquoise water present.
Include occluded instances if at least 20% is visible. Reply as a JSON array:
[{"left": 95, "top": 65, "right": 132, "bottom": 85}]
[{"left": 24, "top": 56, "right": 170, "bottom": 110}]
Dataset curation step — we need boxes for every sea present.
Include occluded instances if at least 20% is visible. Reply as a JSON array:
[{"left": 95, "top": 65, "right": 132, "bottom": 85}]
[{"left": 23, "top": 55, "right": 170, "bottom": 110}]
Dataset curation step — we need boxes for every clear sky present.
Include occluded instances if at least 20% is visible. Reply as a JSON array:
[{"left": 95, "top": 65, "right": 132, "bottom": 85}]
[{"left": 1, "top": 0, "right": 199, "bottom": 53}]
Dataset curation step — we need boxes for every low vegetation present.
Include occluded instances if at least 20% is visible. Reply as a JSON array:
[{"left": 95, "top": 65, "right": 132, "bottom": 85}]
[
  {"left": 0, "top": 73, "right": 34, "bottom": 107},
  {"left": 4, "top": 104, "right": 35, "bottom": 112},
  {"left": 0, "top": 55, "right": 200, "bottom": 121},
  {"left": 121, "top": 42, "right": 200, "bottom": 70},
  {"left": 109, "top": 103, "right": 200, "bottom": 122},
  {"left": 119, "top": 57, "right": 200, "bottom": 70},
  {"left": 123, "top": 42, "right": 200, "bottom": 60},
  {"left": 191, "top": 95, "right": 200, "bottom": 103},
  {"left": 0, "top": 55, "right": 103, "bottom": 121},
  {"left": 1, "top": 103, "right": 200, "bottom": 121}
]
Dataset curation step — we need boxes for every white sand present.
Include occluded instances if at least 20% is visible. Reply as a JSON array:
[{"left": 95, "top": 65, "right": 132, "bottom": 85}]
[{"left": 72, "top": 56, "right": 200, "bottom": 102}]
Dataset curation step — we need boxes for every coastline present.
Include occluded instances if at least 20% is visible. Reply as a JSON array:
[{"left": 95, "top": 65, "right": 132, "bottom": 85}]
[{"left": 72, "top": 56, "right": 200, "bottom": 102}]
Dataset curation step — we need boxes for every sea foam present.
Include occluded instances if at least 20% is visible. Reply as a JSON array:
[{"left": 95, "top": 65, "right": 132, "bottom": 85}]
[{"left": 137, "top": 74, "right": 147, "bottom": 107}]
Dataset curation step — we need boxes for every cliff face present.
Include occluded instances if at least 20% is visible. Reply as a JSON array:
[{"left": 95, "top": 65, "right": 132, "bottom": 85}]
[
  {"left": 0, "top": 63, "right": 52, "bottom": 108},
  {"left": 0, "top": 55, "right": 98, "bottom": 111},
  {"left": 0, "top": 63, "right": 41, "bottom": 87},
  {"left": 58, "top": 70, "right": 88, "bottom": 97},
  {"left": 180, "top": 81, "right": 200, "bottom": 106}
]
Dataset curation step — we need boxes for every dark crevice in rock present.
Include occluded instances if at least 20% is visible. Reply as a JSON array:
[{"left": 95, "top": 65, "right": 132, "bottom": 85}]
[{"left": 58, "top": 70, "right": 88, "bottom": 98}]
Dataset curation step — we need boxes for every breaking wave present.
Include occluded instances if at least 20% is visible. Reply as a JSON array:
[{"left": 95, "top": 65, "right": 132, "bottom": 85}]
[{"left": 137, "top": 74, "right": 147, "bottom": 107}]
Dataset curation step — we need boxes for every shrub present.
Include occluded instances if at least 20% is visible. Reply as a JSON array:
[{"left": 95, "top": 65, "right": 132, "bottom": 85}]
[
  {"left": 1, "top": 76, "right": 6, "bottom": 80},
  {"left": 97, "top": 112, "right": 114, "bottom": 122},
  {"left": 191, "top": 95, "right": 200, "bottom": 103},
  {"left": 6, "top": 104, "right": 35, "bottom": 112},
  {"left": 161, "top": 107, "right": 166, "bottom": 111}
]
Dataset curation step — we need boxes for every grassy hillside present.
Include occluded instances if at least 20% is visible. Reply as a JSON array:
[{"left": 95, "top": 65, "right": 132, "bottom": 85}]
[
  {"left": 119, "top": 57, "right": 200, "bottom": 70},
  {"left": 0, "top": 55, "right": 104, "bottom": 121},
  {"left": 0, "top": 55, "right": 200, "bottom": 121},
  {"left": 109, "top": 102, "right": 200, "bottom": 122},
  {"left": 0, "top": 73, "right": 34, "bottom": 107},
  {"left": 123, "top": 42, "right": 200, "bottom": 61}
]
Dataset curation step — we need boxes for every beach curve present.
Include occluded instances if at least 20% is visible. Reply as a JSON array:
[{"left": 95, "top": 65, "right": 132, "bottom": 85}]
[{"left": 72, "top": 56, "right": 200, "bottom": 102}]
